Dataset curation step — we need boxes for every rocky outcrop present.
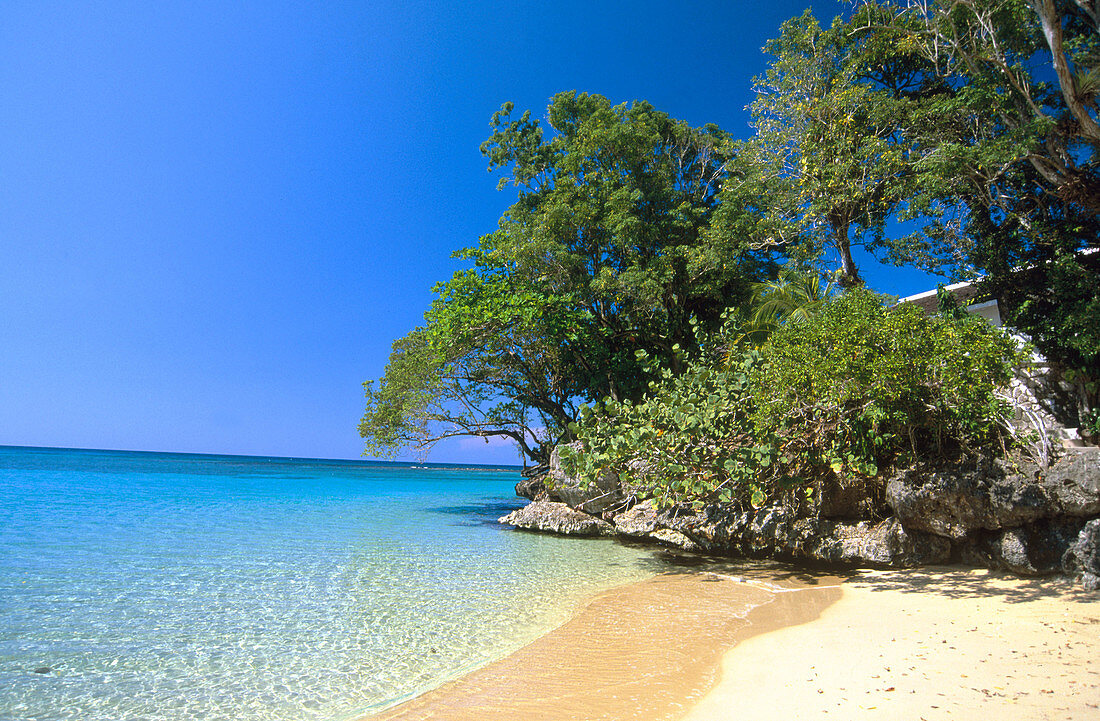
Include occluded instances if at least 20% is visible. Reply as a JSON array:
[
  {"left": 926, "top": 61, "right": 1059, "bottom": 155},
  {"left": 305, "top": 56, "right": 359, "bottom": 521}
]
[
  {"left": 1062, "top": 519, "right": 1100, "bottom": 591},
  {"left": 542, "top": 442, "right": 628, "bottom": 514},
  {"left": 514, "top": 474, "right": 546, "bottom": 501},
  {"left": 610, "top": 500, "right": 661, "bottom": 538},
  {"left": 513, "top": 444, "right": 625, "bottom": 509},
  {"left": 498, "top": 500, "right": 613, "bottom": 536},
  {"left": 500, "top": 445, "right": 1100, "bottom": 590},
  {"left": 1042, "top": 451, "right": 1100, "bottom": 516},
  {"left": 886, "top": 451, "right": 1099, "bottom": 540},
  {"left": 882, "top": 450, "right": 1098, "bottom": 582},
  {"left": 961, "top": 519, "right": 1088, "bottom": 576},
  {"left": 816, "top": 473, "right": 888, "bottom": 520},
  {"left": 615, "top": 503, "right": 950, "bottom": 567},
  {"left": 598, "top": 500, "right": 699, "bottom": 550},
  {"left": 808, "top": 518, "right": 952, "bottom": 567},
  {"left": 886, "top": 454, "right": 1047, "bottom": 539}
]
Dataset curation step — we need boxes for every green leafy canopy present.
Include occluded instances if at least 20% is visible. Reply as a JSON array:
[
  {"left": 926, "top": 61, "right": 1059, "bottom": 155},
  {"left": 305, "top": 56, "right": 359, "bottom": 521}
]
[{"left": 361, "top": 92, "right": 775, "bottom": 463}]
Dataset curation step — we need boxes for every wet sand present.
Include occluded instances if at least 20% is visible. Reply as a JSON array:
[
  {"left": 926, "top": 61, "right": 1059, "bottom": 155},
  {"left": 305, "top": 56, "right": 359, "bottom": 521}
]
[
  {"left": 359, "top": 566, "right": 1098, "bottom": 721},
  {"left": 362, "top": 567, "right": 842, "bottom": 721}
]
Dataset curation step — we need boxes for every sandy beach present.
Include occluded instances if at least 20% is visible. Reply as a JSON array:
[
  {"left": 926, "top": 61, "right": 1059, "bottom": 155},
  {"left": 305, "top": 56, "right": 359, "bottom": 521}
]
[
  {"left": 363, "top": 565, "right": 1098, "bottom": 721},
  {"left": 363, "top": 565, "right": 842, "bottom": 721},
  {"left": 688, "top": 567, "right": 1099, "bottom": 721}
]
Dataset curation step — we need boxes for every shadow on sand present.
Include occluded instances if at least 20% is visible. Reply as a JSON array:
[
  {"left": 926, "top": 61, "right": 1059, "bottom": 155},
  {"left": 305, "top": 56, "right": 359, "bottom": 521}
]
[
  {"left": 631, "top": 550, "right": 1094, "bottom": 604},
  {"left": 849, "top": 565, "right": 1096, "bottom": 605}
]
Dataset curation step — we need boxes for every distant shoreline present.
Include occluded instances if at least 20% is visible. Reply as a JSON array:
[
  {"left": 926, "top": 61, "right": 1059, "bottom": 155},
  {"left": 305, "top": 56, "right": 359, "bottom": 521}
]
[{"left": 0, "top": 444, "right": 524, "bottom": 472}]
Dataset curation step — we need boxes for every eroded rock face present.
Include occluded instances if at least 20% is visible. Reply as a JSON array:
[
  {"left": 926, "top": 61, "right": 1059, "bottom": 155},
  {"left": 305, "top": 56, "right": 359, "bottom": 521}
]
[
  {"left": 961, "top": 519, "right": 1087, "bottom": 576},
  {"left": 808, "top": 518, "right": 951, "bottom": 567},
  {"left": 498, "top": 500, "right": 613, "bottom": 536},
  {"left": 886, "top": 458, "right": 992, "bottom": 539},
  {"left": 1043, "top": 451, "right": 1100, "bottom": 517},
  {"left": 746, "top": 507, "right": 801, "bottom": 555},
  {"left": 544, "top": 442, "right": 627, "bottom": 514},
  {"left": 885, "top": 455, "right": 1053, "bottom": 539},
  {"left": 886, "top": 451, "right": 1100, "bottom": 543},
  {"left": 816, "top": 474, "right": 887, "bottom": 520},
  {"left": 611, "top": 500, "right": 661, "bottom": 538},
  {"left": 1063, "top": 519, "right": 1100, "bottom": 591},
  {"left": 502, "top": 444, "right": 1100, "bottom": 585},
  {"left": 647, "top": 528, "right": 702, "bottom": 552},
  {"left": 515, "top": 475, "right": 546, "bottom": 501},
  {"left": 609, "top": 501, "right": 704, "bottom": 550},
  {"left": 622, "top": 503, "right": 950, "bottom": 568}
]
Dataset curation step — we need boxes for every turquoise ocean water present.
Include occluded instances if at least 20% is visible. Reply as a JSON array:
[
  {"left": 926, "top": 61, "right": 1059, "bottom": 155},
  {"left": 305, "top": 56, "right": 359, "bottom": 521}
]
[{"left": 0, "top": 446, "right": 666, "bottom": 721}]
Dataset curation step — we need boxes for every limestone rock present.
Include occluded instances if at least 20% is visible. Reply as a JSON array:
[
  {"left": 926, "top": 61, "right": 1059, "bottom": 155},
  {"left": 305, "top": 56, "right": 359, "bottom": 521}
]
[
  {"left": 515, "top": 474, "right": 546, "bottom": 501},
  {"left": 816, "top": 473, "right": 886, "bottom": 520},
  {"left": 988, "top": 476, "right": 1056, "bottom": 528},
  {"left": 515, "top": 443, "right": 1100, "bottom": 582},
  {"left": 611, "top": 500, "right": 660, "bottom": 538},
  {"left": 886, "top": 459, "right": 991, "bottom": 539},
  {"left": 746, "top": 506, "right": 800, "bottom": 555},
  {"left": 1063, "top": 519, "right": 1100, "bottom": 591},
  {"left": 994, "top": 528, "right": 1041, "bottom": 575},
  {"left": 809, "top": 518, "right": 951, "bottom": 567},
  {"left": 498, "top": 500, "right": 613, "bottom": 536},
  {"left": 608, "top": 500, "right": 703, "bottom": 549},
  {"left": 886, "top": 455, "right": 1054, "bottom": 539},
  {"left": 1042, "top": 450, "right": 1100, "bottom": 517},
  {"left": 648, "top": 528, "right": 702, "bottom": 552},
  {"left": 666, "top": 504, "right": 750, "bottom": 554},
  {"left": 963, "top": 519, "right": 1086, "bottom": 576},
  {"left": 644, "top": 503, "right": 950, "bottom": 567},
  {"left": 544, "top": 442, "right": 626, "bottom": 514}
]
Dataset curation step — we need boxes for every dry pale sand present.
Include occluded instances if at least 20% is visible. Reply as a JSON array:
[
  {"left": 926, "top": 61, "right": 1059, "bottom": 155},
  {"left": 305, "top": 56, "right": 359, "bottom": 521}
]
[
  {"left": 361, "top": 565, "right": 1098, "bottom": 721},
  {"left": 687, "top": 567, "right": 1100, "bottom": 721}
]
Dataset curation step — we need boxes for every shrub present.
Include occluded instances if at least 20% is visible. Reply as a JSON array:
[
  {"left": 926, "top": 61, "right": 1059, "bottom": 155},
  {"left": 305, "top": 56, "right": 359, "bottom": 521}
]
[
  {"left": 562, "top": 289, "right": 1025, "bottom": 510},
  {"left": 754, "top": 288, "right": 1024, "bottom": 478},
  {"left": 560, "top": 344, "right": 786, "bottom": 509}
]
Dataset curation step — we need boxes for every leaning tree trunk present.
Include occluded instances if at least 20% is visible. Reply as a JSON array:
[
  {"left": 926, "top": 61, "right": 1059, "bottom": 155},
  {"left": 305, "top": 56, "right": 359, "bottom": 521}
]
[{"left": 832, "top": 218, "right": 862, "bottom": 288}]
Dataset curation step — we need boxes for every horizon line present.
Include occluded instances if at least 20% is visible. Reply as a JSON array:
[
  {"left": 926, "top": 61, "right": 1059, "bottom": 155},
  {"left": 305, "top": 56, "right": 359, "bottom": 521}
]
[{"left": 0, "top": 444, "right": 525, "bottom": 470}]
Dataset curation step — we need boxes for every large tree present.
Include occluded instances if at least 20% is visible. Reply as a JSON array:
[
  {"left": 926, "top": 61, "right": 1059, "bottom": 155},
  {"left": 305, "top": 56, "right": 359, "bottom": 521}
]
[
  {"left": 869, "top": 0, "right": 1100, "bottom": 406},
  {"left": 361, "top": 92, "right": 773, "bottom": 464},
  {"left": 715, "top": 10, "right": 929, "bottom": 287},
  {"left": 892, "top": 0, "right": 1099, "bottom": 214}
]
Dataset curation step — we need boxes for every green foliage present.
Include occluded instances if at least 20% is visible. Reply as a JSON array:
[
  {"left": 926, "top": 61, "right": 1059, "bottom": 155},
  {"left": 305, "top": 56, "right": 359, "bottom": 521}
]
[
  {"left": 361, "top": 92, "right": 774, "bottom": 463},
  {"left": 727, "top": 9, "right": 926, "bottom": 286},
  {"left": 1081, "top": 407, "right": 1100, "bottom": 438},
  {"left": 559, "top": 317, "right": 785, "bottom": 510},
  {"left": 364, "top": 4, "right": 1097, "bottom": 473},
  {"left": 360, "top": 268, "right": 583, "bottom": 463},
  {"left": 935, "top": 285, "right": 969, "bottom": 321},
  {"left": 749, "top": 267, "right": 837, "bottom": 333},
  {"left": 755, "top": 288, "right": 1024, "bottom": 475},
  {"left": 886, "top": 0, "right": 1100, "bottom": 217},
  {"left": 563, "top": 290, "right": 1025, "bottom": 509},
  {"left": 868, "top": 0, "right": 1100, "bottom": 386},
  {"left": 1001, "top": 250, "right": 1100, "bottom": 394},
  {"left": 475, "top": 91, "right": 773, "bottom": 397},
  {"left": 726, "top": 2, "right": 1098, "bottom": 389}
]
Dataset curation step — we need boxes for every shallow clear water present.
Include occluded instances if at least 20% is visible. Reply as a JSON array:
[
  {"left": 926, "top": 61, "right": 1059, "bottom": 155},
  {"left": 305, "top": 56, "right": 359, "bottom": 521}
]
[{"left": 0, "top": 446, "right": 666, "bottom": 721}]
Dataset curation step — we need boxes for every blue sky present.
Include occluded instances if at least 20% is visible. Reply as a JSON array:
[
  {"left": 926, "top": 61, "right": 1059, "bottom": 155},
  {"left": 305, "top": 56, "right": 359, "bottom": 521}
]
[{"left": 0, "top": 1, "right": 946, "bottom": 464}]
